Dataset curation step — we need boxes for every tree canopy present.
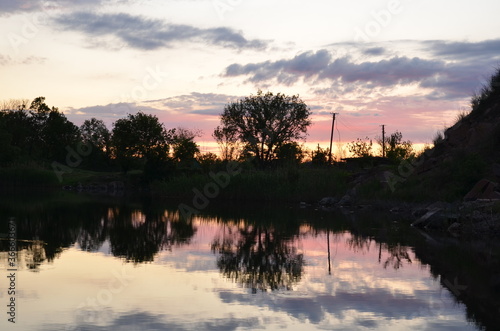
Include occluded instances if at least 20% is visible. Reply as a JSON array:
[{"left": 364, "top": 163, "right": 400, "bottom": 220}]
[
  {"left": 111, "top": 112, "right": 173, "bottom": 173},
  {"left": 217, "top": 91, "right": 311, "bottom": 166}
]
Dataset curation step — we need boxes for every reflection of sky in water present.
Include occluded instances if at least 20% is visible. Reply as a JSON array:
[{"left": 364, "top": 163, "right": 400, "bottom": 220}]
[{"left": 2, "top": 220, "right": 476, "bottom": 331}]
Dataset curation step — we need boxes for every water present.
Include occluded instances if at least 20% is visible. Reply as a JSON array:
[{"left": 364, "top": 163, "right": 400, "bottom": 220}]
[{"left": 0, "top": 191, "right": 498, "bottom": 331}]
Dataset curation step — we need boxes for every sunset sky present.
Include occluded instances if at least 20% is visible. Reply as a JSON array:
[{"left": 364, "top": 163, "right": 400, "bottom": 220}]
[{"left": 1, "top": 0, "right": 500, "bottom": 154}]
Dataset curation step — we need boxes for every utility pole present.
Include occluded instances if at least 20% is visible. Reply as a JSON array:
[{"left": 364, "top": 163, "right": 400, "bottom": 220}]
[
  {"left": 381, "top": 124, "right": 386, "bottom": 158},
  {"left": 328, "top": 113, "right": 338, "bottom": 164}
]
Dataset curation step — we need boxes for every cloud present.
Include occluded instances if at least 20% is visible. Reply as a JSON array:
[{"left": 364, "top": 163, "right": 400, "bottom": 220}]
[
  {"left": 42, "top": 310, "right": 262, "bottom": 331},
  {"left": 0, "top": 0, "right": 113, "bottom": 16},
  {"left": 53, "top": 12, "right": 268, "bottom": 51},
  {"left": 0, "top": 1, "right": 40, "bottom": 15},
  {"left": 0, "top": 54, "right": 46, "bottom": 66},
  {"left": 0, "top": 54, "right": 12, "bottom": 66},
  {"left": 363, "top": 47, "right": 386, "bottom": 56},
  {"left": 146, "top": 92, "right": 241, "bottom": 116},
  {"left": 425, "top": 39, "right": 500, "bottom": 61},
  {"left": 320, "top": 56, "right": 444, "bottom": 86},
  {"left": 225, "top": 49, "right": 444, "bottom": 87},
  {"left": 224, "top": 39, "right": 500, "bottom": 102},
  {"left": 218, "top": 287, "right": 435, "bottom": 327}
]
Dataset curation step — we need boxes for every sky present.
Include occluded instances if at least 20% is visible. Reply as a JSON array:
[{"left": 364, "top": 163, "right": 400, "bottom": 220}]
[{"left": 1, "top": 0, "right": 500, "bottom": 155}]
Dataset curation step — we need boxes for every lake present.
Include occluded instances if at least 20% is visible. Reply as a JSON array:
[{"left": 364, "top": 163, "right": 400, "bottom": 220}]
[{"left": 0, "top": 190, "right": 499, "bottom": 331}]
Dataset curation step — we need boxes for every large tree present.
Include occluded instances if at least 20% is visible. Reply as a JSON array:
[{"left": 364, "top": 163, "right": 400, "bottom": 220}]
[
  {"left": 0, "top": 97, "right": 81, "bottom": 163},
  {"left": 217, "top": 91, "right": 311, "bottom": 166},
  {"left": 111, "top": 112, "right": 173, "bottom": 173},
  {"left": 80, "top": 118, "right": 112, "bottom": 169}
]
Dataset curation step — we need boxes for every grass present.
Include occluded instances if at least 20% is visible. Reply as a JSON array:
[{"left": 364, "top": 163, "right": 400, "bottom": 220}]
[
  {"left": 0, "top": 166, "right": 59, "bottom": 188},
  {"left": 153, "top": 167, "right": 350, "bottom": 203}
]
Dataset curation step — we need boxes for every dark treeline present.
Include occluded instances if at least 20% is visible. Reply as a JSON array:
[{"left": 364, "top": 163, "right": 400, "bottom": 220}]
[
  {"left": 0, "top": 97, "right": 209, "bottom": 182},
  {"left": 0, "top": 93, "right": 334, "bottom": 186},
  {"left": 0, "top": 92, "right": 415, "bottom": 195}
]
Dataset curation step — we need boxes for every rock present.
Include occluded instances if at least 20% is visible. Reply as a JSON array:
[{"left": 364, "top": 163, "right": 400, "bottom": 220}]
[
  {"left": 412, "top": 208, "right": 428, "bottom": 218},
  {"left": 337, "top": 194, "right": 352, "bottom": 207},
  {"left": 412, "top": 206, "right": 459, "bottom": 230},
  {"left": 447, "top": 222, "right": 462, "bottom": 235},
  {"left": 463, "top": 179, "right": 500, "bottom": 201},
  {"left": 318, "top": 197, "right": 337, "bottom": 206},
  {"left": 390, "top": 206, "right": 405, "bottom": 213},
  {"left": 299, "top": 202, "right": 311, "bottom": 208},
  {"left": 412, "top": 208, "right": 442, "bottom": 228}
]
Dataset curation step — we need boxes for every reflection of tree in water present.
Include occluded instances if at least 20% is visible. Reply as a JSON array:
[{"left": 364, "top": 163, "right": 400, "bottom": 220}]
[
  {"left": 382, "top": 243, "right": 412, "bottom": 270},
  {"left": 211, "top": 225, "right": 304, "bottom": 292},
  {"left": 0, "top": 240, "right": 47, "bottom": 271},
  {"left": 109, "top": 209, "right": 196, "bottom": 263},
  {"left": 346, "top": 233, "right": 412, "bottom": 270},
  {"left": 78, "top": 210, "right": 110, "bottom": 252},
  {"left": 24, "top": 241, "right": 47, "bottom": 270},
  {"left": 346, "top": 233, "right": 372, "bottom": 253},
  {"left": 0, "top": 201, "right": 197, "bottom": 268}
]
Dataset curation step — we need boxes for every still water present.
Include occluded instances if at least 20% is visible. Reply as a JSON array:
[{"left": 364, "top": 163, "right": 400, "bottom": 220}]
[{"left": 0, "top": 191, "right": 498, "bottom": 331}]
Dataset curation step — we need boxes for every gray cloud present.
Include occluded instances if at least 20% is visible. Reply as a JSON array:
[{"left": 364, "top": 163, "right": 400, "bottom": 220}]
[
  {"left": 54, "top": 12, "right": 268, "bottom": 50},
  {"left": 225, "top": 49, "right": 444, "bottom": 87},
  {"left": 425, "top": 39, "right": 500, "bottom": 61},
  {"left": 0, "top": 0, "right": 114, "bottom": 16},
  {"left": 0, "top": 1, "right": 40, "bottom": 15},
  {"left": 147, "top": 92, "right": 241, "bottom": 115},
  {"left": 320, "top": 56, "right": 445, "bottom": 86},
  {"left": 225, "top": 50, "right": 332, "bottom": 85},
  {"left": 363, "top": 47, "right": 386, "bottom": 56},
  {"left": 219, "top": 286, "right": 435, "bottom": 327},
  {"left": 43, "top": 310, "right": 262, "bottom": 331},
  {"left": 224, "top": 39, "right": 500, "bottom": 101}
]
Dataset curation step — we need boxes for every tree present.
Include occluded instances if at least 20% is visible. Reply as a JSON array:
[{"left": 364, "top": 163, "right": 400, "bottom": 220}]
[
  {"left": 347, "top": 137, "right": 373, "bottom": 158},
  {"left": 80, "top": 118, "right": 110, "bottom": 152},
  {"left": 197, "top": 152, "right": 220, "bottom": 172},
  {"left": 111, "top": 112, "right": 172, "bottom": 173},
  {"left": 310, "top": 144, "right": 329, "bottom": 166},
  {"left": 80, "top": 118, "right": 112, "bottom": 169},
  {"left": 40, "top": 109, "right": 80, "bottom": 161},
  {"left": 218, "top": 91, "right": 312, "bottom": 167},
  {"left": 275, "top": 142, "right": 304, "bottom": 166},
  {"left": 378, "top": 131, "right": 414, "bottom": 161},
  {"left": 171, "top": 128, "right": 201, "bottom": 163},
  {"left": 212, "top": 125, "right": 240, "bottom": 161}
]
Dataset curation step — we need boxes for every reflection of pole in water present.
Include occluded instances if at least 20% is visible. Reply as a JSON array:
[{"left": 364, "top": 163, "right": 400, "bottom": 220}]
[
  {"left": 327, "top": 230, "right": 331, "bottom": 275},
  {"left": 378, "top": 242, "right": 382, "bottom": 263}
]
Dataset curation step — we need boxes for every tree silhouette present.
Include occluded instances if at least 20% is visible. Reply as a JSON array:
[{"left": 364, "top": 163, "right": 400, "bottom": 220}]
[
  {"left": 217, "top": 91, "right": 311, "bottom": 167},
  {"left": 111, "top": 112, "right": 173, "bottom": 174},
  {"left": 377, "top": 131, "right": 414, "bottom": 161},
  {"left": 0, "top": 96, "right": 79, "bottom": 163},
  {"left": 211, "top": 224, "right": 304, "bottom": 292}
]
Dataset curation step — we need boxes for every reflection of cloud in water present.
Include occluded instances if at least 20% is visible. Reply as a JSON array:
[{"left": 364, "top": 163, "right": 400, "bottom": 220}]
[
  {"left": 43, "top": 311, "right": 263, "bottom": 331},
  {"left": 217, "top": 284, "right": 465, "bottom": 329}
]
